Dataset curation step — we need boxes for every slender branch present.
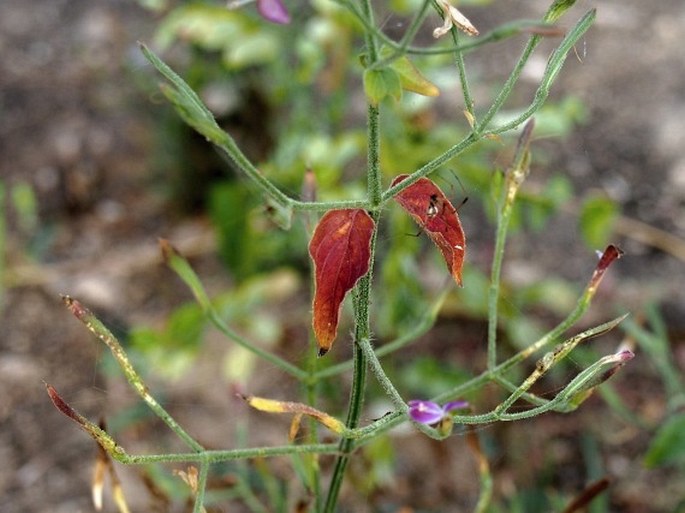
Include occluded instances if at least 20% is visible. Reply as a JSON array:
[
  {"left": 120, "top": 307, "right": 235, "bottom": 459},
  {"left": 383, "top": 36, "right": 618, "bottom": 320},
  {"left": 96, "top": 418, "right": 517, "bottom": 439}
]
[
  {"left": 448, "top": 12, "right": 475, "bottom": 116},
  {"left": 337, "top": 0, "right": 555, "bottom": 57},
  {"left": 192, "top": 459, "right": 210, "bottom": 513},
  {"left": 116, "top": 443, "right": 341, "bottom": 465},
  {"left": 162, "top": 242, "right": 308, "bottom": 380},
  {"left": 311, "top": 290, "right": 446, "bottom": 380},
  {"left": 381, "top": 132, "right": 477, "bottom": 201},
  {"left": 359, "top": 338, "right": 407, "bottom": 410},
  {"left": 487, "top": 119, "right": 534, "bottom": 369},
  {"left": 481, "top": 10, "right": 596, "bottom": 135},
  {"left": 368, "top": 0, "right": 433, "bottom": 70},
  {"left": 63, "top": 296, "right": 204, "bottom": 453}
]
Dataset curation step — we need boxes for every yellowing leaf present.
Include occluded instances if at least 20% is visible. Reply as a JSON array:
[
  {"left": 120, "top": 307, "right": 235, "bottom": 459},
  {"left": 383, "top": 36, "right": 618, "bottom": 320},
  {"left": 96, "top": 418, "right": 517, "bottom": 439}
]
[
  {"left": 389, "top": 55, "right": 440, "bottom": 97},
  {"left": 244, "top": 395, "right": 346, "bottom": 434}
]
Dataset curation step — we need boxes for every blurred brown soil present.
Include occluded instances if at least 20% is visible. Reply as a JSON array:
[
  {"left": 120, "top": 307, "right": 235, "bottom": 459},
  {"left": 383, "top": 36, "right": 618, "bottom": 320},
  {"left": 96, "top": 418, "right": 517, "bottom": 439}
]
[{"left": 1, "top": 1, "right": 684, "bottom": 512}]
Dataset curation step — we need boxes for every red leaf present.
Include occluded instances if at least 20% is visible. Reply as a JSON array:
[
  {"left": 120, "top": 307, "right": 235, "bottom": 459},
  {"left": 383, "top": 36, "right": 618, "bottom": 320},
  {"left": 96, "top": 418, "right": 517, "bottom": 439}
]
[
  {"left": 391, "top": 174, "right": 466, "bottom": 286},
  {"left": 308, "top": 209, "right": 375, "bottom": 355}
]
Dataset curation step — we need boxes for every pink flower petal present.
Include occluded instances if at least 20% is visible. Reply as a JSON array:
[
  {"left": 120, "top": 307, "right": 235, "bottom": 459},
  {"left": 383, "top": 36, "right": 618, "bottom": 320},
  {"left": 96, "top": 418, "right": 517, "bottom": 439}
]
[
  {"left": 408, "top": 400, "right": 445, "bottom": 425},
  {"left": 443, "top": 400, "right": 469, "bottom": 413},
  {"left": 257, "top": 0, "right": 290, "bottom": 24}
]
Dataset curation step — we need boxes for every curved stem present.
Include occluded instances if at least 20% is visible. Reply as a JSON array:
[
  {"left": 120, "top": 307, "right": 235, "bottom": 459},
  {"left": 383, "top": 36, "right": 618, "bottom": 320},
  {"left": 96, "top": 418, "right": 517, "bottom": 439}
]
[
  {"left": 359, "top": 338, "right": 407, "bottom": 410},
  {"left": 479, "top": 10, "right": 595, "bottom": 134}
]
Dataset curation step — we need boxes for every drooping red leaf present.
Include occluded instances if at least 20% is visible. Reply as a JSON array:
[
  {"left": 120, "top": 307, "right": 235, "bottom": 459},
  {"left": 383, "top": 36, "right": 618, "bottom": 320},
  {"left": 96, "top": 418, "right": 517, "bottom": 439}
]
[
  {"left": 308, "top": 209, "right": 375, "bottom": 355},
  {"left": 391, "top": 174, "right": 466, "bottom": 286}
]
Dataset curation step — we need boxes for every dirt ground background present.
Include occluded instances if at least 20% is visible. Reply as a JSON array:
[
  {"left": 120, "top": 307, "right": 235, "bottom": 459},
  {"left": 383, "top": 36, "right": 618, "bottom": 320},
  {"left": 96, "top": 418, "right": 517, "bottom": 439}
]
[{"left": 1, "top": 0, "right": 684, "bottom": 512}]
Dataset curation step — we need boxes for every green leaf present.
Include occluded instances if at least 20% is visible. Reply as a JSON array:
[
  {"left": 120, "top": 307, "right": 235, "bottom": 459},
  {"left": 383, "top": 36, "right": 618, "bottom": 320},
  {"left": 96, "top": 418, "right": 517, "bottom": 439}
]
[
  {"left": 141, "top": 44, "right": 226, "bottom": 146},
  {"left": 540, "top": 10, "right": 596, "bottom": 91},
  {"left": 579, "top": 194, "right": 618, "bottom": 248},
  {"left": 544, "top": 0, "right": 578, "bottom": 23},
  {"left": 644, "top": 413, "right": 685, "bottom": 467},
  {"left": 363, "top": 68, "right": 402, "bottom": 106},
  {"left": 388, "top": 55, "right": 439, "bottom": 97}
]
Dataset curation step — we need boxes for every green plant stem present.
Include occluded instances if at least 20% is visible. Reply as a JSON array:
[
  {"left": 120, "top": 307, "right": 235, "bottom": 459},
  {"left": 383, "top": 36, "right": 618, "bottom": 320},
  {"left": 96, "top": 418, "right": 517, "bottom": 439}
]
[
  {"left": 65, "top": 297, "right": 204, "bottom": 453},
  {"left": 323, "top": 214, "right": 379, "bottom": 511},
  {"left": 116, "top": 444, "right": 340, "bottom": 465},
  {"left": 474, "top": 33, "right": 542, "bottom": 133},
  {"left": 339, "top": 0, "right": 553, "bottom": 56},
  {"left": 324, "top": 4, "right": 379, "bottom": 504},
  {"left": 486, "top": 196, "right": 510, "bottom": 369},
  {"left": 368, "top": 0, "right": 432, "bottom": 70},
  {"left": 192, "top": 459, "right": 210, "bottom": 513},
  {"left": 382, "top": 132, "right": 477, "bottom": 200},
  {"left": 449, "top": 19, "right": 475, "bottom": 116},
  {"left": 481, "top": 10, "right": 596, "bottom": 135},
  {"left": 359, "top": 338, "right": 407, "bottom": 410},
  {"left": 367, "top": 104, "right": 382, "bottom": 207},
  {"left": 291, "top": 198, "right": 370, "bottom": 211},
  {"left": 311, "top": 291, "right": 446, "bottom": 381},
  {"left": 206, "top": 309, "right": 307, "bottom": 380},
  {"left": 322, "top": 334, "right": 367, "bottom": 513},
  {"left": 305, "top": 353, "right": 323, "bottom": 512},
  {"left": 487, "top": 119, "right": 534, "bottom": 369}
]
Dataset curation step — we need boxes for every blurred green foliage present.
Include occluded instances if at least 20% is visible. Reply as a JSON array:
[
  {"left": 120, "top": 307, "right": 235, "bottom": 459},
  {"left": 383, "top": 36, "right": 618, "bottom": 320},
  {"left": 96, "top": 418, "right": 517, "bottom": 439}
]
[
  {"left": 580, "top": 193, "right": 619, "bottom": 249},
  {"left": 644, "top": 413, "right": 685, "bottom": 467},
  {"left": 624, "top": 305, "right": 685, "bottom": 469}
]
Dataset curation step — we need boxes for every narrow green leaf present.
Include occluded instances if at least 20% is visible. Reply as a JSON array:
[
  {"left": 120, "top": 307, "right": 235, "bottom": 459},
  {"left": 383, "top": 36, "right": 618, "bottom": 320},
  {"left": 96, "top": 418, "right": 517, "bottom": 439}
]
[
  {"left": 141, "top": 44, "right": 226, "bottom": 147},
  {"left": 544, "top": 0, "right": 578, "bottom": 23},
  {"left": 540, "top": 10, "right": 596, "bottom": 92},
  {"left": 160, "top": 239, "right": 212, "bottom": 311}
]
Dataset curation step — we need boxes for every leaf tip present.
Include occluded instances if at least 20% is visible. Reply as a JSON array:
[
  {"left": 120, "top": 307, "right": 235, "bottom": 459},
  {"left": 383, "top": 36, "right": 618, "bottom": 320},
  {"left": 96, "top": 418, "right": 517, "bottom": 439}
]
[
  {"left": 158, "top": 237, "right": 179, "bottom": 263},
  {"left": 46, "top": 382, "right": 82, "bottom": 425},
  {"left": 61, "top": 295, "right": 89, "bottom": 321},
  {"left": 588, "top": 244, "right": 624, "bottom": 292}
]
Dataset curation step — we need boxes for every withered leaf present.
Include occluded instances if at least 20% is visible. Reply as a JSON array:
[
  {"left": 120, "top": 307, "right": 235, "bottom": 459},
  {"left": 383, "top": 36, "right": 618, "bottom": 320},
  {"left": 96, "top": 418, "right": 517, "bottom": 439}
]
[
  {"left": 391, "top": 174, "right": 466, "bottom": 286},
  {"left": 308, "top": 209, "right": 375, "bottom": 355}
]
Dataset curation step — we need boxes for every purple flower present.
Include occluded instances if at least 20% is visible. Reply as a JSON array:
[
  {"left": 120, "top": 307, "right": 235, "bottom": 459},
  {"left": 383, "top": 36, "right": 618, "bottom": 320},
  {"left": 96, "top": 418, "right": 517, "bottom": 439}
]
[
  {"left": 257, "top": 0, "right": 290, "bottom": 24},
  {"left": 408, "top": 399, "right": 469, "bottom": 425}
]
